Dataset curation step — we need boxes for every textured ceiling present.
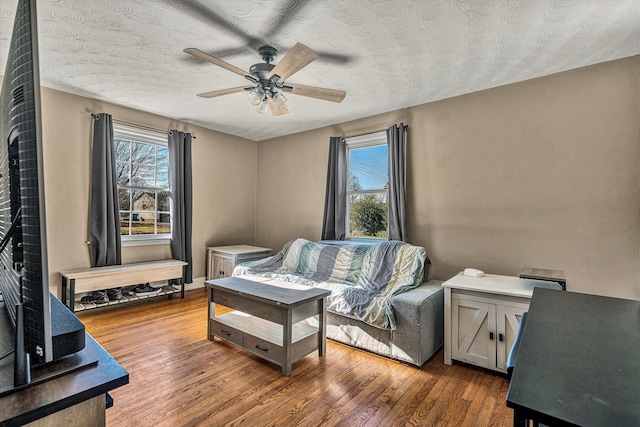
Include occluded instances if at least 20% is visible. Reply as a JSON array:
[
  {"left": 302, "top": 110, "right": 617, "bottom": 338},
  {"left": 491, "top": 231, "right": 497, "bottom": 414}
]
[{"left": 1, "top": 0, "right": 640, "bottom": 141}]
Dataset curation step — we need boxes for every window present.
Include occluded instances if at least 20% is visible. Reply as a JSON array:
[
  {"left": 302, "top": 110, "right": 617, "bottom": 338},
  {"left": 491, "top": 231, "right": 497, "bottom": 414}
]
[
  {"left": 114, "top": 123, "right": 171, "bottom": 244},
  {"left": 346, "top": 131, "right": 389, "bottom": 239}
]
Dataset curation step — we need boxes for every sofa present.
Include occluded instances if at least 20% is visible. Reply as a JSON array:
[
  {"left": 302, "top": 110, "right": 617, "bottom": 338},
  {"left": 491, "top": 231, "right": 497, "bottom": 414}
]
[{"left": 233, "top": 238, "right": 444, "bottom": 366}]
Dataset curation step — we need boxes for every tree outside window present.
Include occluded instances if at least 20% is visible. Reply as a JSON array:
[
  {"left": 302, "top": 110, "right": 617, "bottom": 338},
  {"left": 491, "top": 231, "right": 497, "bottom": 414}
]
[{"left": 114, "top": 124, "right": 171, "bottom": 239}]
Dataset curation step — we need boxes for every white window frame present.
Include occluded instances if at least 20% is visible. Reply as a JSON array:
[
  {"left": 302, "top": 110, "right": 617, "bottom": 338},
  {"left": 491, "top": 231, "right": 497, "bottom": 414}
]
[
  {"left": 113, "top": 122, "right": 171, "bottom": 246},
  {"left": 345, "top": 131, "right": 388, "bottom": 241}
]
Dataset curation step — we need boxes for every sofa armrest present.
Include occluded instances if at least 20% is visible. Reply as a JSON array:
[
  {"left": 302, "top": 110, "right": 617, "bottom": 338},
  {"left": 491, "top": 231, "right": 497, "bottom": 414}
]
[{"left": 390, "top": 280, "right": 444, "bottom": 365}]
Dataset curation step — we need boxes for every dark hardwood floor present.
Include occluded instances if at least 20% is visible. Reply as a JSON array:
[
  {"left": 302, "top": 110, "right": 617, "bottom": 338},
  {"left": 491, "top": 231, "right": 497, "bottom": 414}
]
[{"left": 78, "top": 289, "right": 514, "bottom": 427}]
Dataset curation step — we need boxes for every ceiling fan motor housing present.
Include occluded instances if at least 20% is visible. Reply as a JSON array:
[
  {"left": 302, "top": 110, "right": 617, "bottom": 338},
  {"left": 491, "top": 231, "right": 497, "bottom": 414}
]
[{"left": 249, "top": 62, "right": 276, "bottom": 81}]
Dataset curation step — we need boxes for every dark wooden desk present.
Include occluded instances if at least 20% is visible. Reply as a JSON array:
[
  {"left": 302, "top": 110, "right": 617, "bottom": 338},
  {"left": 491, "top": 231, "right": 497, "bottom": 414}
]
[
  {"left": 506, "top": 288, "right": 640, "bottom": 426},
  {"left": 0, "top": 332, "right": 129, "bottom": 426}
]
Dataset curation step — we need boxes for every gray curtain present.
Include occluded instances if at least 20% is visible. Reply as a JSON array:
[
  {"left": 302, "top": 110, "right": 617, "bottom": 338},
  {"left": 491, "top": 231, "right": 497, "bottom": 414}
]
[
  {"left": 387, "top": 123, "right": 408, "bottom": 242},
  {"left": 89, "top": 113, "right": 121, "bottom": 267},
  {"left": 321, "top": 137, "right": 347, "bottom": 240},
  {"left": 168, "top": 130, "right": 193, "bottom": 283}
]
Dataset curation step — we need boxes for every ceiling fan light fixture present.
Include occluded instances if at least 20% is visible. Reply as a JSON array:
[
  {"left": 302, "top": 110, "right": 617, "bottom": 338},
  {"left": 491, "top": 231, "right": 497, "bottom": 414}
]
[
  {"left": 254, "top": 98, "right": 269, "bottom": 114},
  {"left": 246, "top": 86, "right": 264, "bottom": 105},
  {"left": 272, "top": 91, "right": 289, "bottom": 110}
]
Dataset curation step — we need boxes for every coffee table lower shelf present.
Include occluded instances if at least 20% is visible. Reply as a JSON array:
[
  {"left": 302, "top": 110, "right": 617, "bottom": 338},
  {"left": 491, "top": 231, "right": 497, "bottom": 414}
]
[{"left": 210, "top": 311, "right": 320, "bottom": 370}]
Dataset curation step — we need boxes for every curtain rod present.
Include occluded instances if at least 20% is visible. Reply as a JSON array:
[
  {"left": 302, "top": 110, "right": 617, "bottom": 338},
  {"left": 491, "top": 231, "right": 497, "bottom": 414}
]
[
  {"left": 342, "top": 124, "right": 407, "bottom": 139},
  {"left": 91, "top": 114, "right": 196, "bottom": 139}
]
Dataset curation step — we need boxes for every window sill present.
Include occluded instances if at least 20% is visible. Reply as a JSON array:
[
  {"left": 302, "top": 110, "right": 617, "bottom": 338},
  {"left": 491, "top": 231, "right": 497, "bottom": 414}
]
[
  {"left": 348, "top": 237, "right": 387, "bottom": 243},
  {"left": 321, "top": 238, "right": 387, "bottom": 246},
  {"left": 121, "top": 236, "right": 171, "bottom": 247}
]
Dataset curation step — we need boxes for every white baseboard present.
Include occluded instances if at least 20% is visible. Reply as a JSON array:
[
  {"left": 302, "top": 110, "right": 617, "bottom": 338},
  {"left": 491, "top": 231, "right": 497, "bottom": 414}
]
[{"left": 185, "top": 277, "right": 206, "bottom": 291}]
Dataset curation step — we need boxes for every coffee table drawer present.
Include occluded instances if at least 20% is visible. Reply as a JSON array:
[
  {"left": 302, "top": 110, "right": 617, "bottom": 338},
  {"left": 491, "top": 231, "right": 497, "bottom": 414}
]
[
  {"left": 214, "top": 290, "right": 283, "bottom": 324},
  {"left": 210, "top": 319, "right": 243, "bottom": 347},
  {"left": 244, "top": 333, "right": 284, "bottom": 364}
]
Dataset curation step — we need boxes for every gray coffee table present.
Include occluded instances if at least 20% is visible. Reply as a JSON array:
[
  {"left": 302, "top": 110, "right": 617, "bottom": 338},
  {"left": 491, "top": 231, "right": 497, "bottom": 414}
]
[{"left": 206, "top": 276, "right": 331, "bottom": 376}]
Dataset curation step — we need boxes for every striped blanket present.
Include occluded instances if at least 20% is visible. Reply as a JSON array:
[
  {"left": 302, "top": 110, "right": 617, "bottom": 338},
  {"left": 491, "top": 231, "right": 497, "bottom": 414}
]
[{"left": 233, "top": 238, "right": 429, "bottom": 329}]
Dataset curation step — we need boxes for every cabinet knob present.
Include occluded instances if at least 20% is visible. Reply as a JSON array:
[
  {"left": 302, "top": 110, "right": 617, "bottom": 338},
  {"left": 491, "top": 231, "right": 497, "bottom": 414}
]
[
  {"left": 489, "top": 332, "right": 494, "bottom": 340},
  {"left": 499, "top": 333, "right": 504, "bottom": 342}
]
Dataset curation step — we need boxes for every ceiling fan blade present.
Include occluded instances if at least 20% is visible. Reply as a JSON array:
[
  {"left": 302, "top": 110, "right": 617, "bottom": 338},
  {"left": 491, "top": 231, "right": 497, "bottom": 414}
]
[
  {"left": 267, "top": 43, "right": 318, "bottom": 81},
  {"left": 171, "top": 1, "right": 262, "bottom": 50},
  {"left": 261, "top": 0, "right": 310, "bottom": 43},
  {"left": 184, "top": 48, "right": 250, "bottom": 78},
  {"left": 286, "top": 83, "right": 346, "bottom": 103},
  {"left": 268, "top": 98, "right": 289, "bottom": 116},
  {"left": 312, "top": 49, "right": 353, "bottom": 65},
  {"left": 197, "top": 86, "right": 248, "bottom": 99}
]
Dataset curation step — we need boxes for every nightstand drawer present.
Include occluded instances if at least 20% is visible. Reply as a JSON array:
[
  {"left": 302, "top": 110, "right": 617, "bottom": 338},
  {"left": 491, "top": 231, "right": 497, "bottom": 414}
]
[{"left": 210, "top": 319, "right": 243, "bottom": 346}]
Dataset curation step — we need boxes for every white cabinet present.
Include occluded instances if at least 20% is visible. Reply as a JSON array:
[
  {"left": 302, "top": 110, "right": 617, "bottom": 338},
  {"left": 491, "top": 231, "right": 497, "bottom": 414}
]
[
  {"left": 443, "top": 273, "right": 561, "bottom": 373},
  {"left": 451, "top": 293, "right": 527, "bottom": 371},
  {"left": 206, "top": 245, "right": 272, "bottom": 280},
  {"left": 210, "top": 255, "right": 234, "bottom": 280}
]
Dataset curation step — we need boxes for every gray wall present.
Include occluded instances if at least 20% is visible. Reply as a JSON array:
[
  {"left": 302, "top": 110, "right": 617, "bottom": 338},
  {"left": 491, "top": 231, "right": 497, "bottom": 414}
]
[
  {"left": 256, "top": 55, "right": 640, "bottom": 300},
  {"left": 10, "top": 55, "right": 638, "bottom": 300},
  {"left": 38, "top": 88, "right": 258, "bottom": 293}
]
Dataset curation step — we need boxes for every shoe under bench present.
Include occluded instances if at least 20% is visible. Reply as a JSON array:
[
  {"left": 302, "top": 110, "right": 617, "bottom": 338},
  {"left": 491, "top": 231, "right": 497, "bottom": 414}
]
[{"left": 60, "top": 259, "right": 187, "bottom": 312}]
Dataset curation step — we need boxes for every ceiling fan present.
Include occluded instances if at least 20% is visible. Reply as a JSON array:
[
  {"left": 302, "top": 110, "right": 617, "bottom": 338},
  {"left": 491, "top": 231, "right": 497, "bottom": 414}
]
[{"left": 184, "top": 43, "right": 346, "bottom": 116}]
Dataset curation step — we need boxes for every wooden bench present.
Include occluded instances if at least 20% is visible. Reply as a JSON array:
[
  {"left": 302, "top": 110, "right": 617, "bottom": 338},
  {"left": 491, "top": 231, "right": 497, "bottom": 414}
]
[{"left": 60, "top": 260, "right": 187, "bottom": 312}]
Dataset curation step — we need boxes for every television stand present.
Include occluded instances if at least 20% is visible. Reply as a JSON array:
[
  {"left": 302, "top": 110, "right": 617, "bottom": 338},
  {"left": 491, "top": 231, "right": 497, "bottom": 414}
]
[{"left": 0, "top": 332, "right": 128, "bottom": 425}]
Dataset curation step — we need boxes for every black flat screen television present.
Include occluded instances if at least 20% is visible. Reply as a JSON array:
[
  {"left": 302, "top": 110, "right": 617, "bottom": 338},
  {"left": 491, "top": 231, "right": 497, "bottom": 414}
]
[{"left": 0, "top": 0, "right": 85, "bottom": 393}]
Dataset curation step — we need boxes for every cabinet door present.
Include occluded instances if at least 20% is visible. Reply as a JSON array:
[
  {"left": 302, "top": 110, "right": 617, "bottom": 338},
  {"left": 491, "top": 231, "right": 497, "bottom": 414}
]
[
  {"left": 212, "top": 256, "right": 234, "bottom": 279},
  {"left": 451, "top": 296, "right": 496, "bottom": 369},
  {"left": 496, "top": 304, "right": 528, "bottom": 370}
]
